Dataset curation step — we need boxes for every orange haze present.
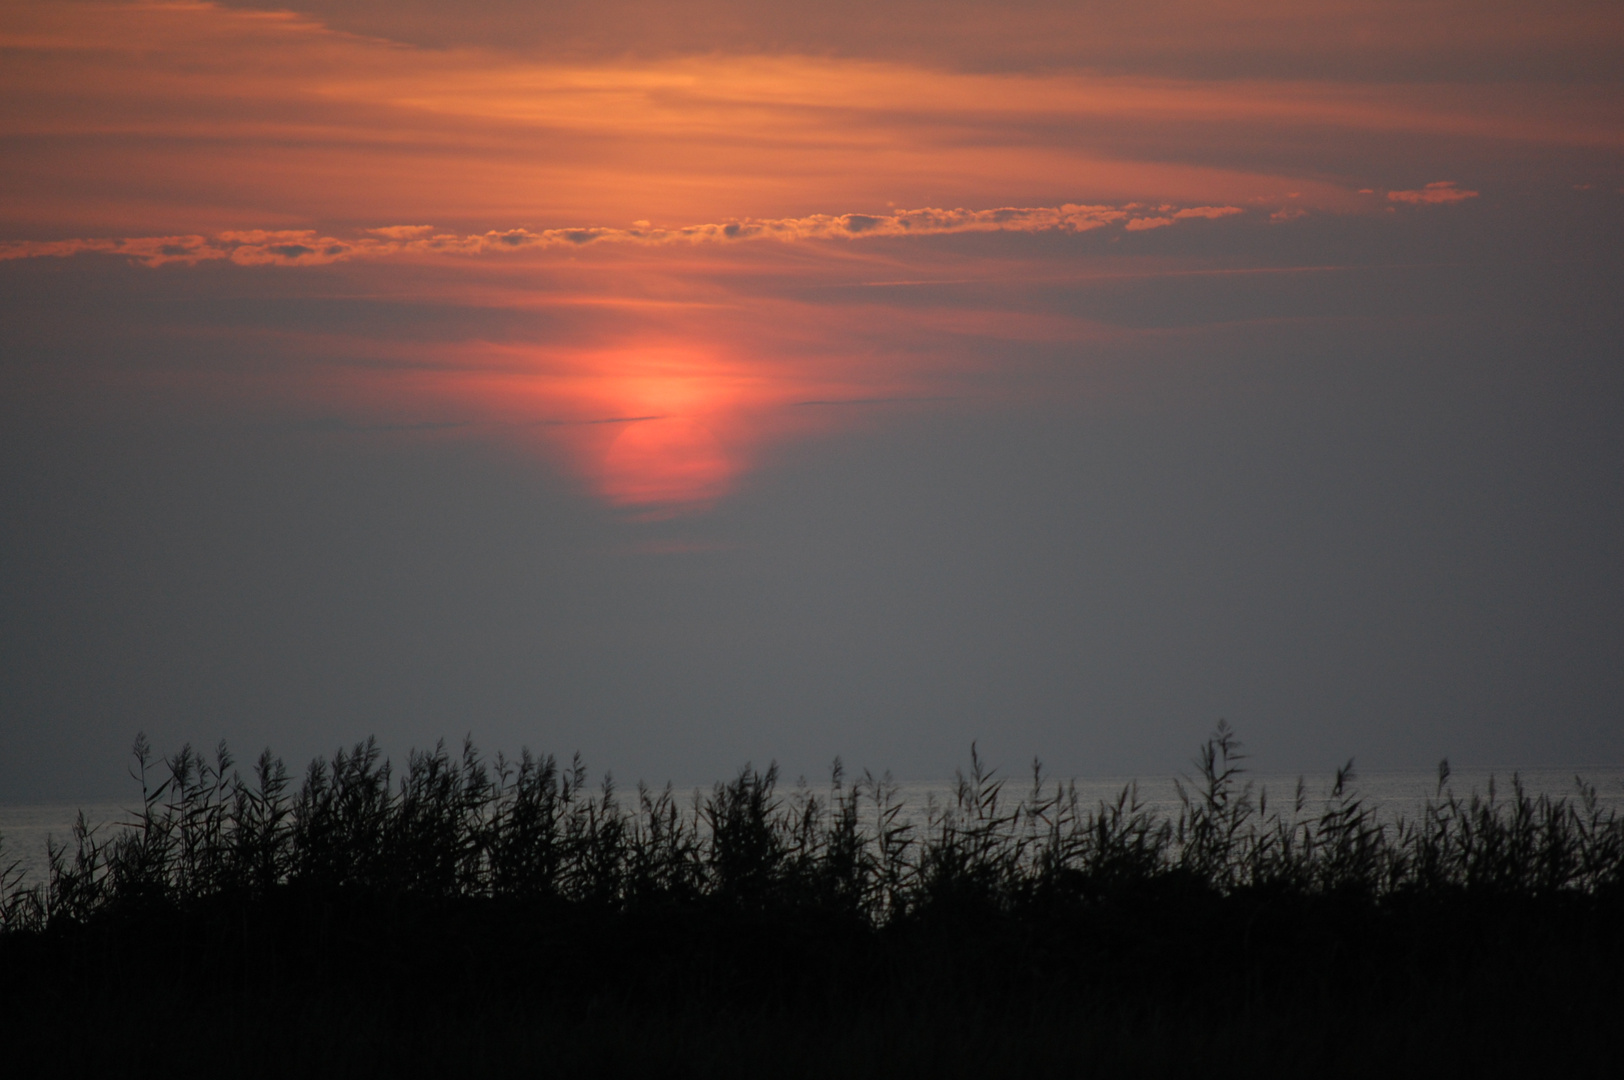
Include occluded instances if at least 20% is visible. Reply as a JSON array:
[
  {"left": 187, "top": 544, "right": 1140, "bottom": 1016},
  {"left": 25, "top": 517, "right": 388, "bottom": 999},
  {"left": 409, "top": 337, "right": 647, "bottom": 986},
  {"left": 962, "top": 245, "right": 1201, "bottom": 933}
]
[{"left": 4, "top": 0, "right": 1617, "bottom": 510}]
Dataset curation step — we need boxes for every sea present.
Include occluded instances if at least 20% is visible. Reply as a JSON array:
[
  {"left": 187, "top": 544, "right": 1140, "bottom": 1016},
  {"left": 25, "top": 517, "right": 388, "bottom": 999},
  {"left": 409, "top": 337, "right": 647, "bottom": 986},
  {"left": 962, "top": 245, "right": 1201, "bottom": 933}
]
[{"left": 5, "top": 766, "right": 1622, "bottom": 895}]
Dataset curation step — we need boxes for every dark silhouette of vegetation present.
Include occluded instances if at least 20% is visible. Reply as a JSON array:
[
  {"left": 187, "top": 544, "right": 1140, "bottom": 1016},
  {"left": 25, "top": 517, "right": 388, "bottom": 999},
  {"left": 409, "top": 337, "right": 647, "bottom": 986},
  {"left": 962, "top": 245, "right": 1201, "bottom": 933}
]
[{"left": 2, "top": 722, "right": 1621, "bottom": 1076}]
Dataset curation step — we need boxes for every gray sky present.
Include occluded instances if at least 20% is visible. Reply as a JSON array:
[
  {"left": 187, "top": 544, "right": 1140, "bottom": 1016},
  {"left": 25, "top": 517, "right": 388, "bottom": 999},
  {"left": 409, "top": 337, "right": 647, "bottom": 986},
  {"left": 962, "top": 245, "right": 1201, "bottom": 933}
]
[{"left": 1, "top": 0, "right": 1621, "bottom": 800}]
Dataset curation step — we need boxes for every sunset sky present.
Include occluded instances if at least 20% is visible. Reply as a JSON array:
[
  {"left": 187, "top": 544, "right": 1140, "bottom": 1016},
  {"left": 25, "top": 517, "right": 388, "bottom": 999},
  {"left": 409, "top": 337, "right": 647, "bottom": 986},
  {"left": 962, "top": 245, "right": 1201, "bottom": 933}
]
[{"left": 3, "top": 0, "right": 1622, "bottom": 798}]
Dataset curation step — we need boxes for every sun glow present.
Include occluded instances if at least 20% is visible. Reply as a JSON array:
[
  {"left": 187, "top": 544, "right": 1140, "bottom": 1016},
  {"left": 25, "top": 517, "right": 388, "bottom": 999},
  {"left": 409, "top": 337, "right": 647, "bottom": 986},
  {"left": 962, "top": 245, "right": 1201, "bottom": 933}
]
[
  {"left": 600, "top": 416, "right": 732, "bottom": 510},
  {"left": 414, "top": 341, "right": 776, "bottom": 513},
  {"left": 567, "top": 349, "right": 752, "bottom": 512}
]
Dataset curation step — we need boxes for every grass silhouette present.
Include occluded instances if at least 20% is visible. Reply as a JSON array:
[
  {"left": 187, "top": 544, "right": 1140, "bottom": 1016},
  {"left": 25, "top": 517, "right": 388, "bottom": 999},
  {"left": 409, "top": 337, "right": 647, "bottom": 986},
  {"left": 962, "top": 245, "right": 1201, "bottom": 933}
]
[{"left": 2, "top": 722, "right": 1620, "bottom": 1075}]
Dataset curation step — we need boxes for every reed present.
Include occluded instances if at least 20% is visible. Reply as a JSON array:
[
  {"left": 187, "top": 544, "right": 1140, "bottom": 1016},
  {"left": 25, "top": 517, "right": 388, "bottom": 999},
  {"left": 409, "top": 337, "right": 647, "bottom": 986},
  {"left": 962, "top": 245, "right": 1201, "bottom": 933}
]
[
  {"left": 3, "top": 723, "right": 1621, "bottom": 929},
  {"left": 2, "top": 724, "right": 1620, "bottom": 1073}
]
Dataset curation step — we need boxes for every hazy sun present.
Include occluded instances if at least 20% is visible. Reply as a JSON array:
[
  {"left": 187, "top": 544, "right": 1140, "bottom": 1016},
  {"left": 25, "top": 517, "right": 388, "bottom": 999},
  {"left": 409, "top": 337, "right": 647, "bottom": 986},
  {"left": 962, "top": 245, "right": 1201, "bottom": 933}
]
[{"left": 600, "top": 415, "right": 732, "bottom": 509}]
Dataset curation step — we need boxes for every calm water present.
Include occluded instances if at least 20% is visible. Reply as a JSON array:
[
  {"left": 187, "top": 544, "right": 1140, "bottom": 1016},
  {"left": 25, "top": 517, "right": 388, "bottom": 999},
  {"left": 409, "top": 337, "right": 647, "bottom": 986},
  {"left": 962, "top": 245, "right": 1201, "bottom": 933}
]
[
  {"left": 5, "top": 768, "right": 1622, "bottom": 894},
  {"left": 0, "top": 802, "right": 129, "bottom": 895},
  {"left": 886, "top": 766, "right": 1624, "bottom": 829}
]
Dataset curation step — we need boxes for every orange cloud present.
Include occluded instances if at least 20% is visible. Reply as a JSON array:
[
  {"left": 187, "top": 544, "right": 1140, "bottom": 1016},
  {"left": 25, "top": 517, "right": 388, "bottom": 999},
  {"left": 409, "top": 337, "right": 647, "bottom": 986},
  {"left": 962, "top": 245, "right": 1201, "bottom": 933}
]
[
  {"left": 192, "top": 1, "right": 1624, "bottom": 90},
  {"left": 0, "top": 201, "right": 1255, "bottom": 266},
  {"left": 4, "top": 1, "right": 1611, "bottom": 517},
  {"left": 1174, "top": 206, "right": 1245, "bottom": 220},
  {"left": 4, "top": 0, "right": 1614, "bottom": 242},
  {"left": 1386, "top": 181, "right": 1480, "bottom": 205}
]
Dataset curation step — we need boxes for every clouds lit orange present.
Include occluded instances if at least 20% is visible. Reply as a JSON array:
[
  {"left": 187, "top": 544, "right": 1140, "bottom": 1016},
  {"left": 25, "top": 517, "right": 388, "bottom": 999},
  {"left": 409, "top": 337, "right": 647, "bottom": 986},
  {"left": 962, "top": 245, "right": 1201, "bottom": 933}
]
[
  {"left": 5, "top": 0, "right": 1615, "bottom": 240},
  {"left": 0, "top": 203, "right": 1248, "bottom": 267},
  {"left": 3, "top": 0, "right": 1615, "bottom": 513}
]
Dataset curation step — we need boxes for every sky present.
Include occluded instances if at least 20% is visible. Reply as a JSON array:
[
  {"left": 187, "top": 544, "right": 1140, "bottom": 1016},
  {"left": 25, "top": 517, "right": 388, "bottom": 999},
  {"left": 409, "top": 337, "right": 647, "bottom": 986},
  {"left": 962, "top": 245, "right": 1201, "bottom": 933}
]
[{"left": 2, "top": 0, "right": 1622, "bottom": 800}]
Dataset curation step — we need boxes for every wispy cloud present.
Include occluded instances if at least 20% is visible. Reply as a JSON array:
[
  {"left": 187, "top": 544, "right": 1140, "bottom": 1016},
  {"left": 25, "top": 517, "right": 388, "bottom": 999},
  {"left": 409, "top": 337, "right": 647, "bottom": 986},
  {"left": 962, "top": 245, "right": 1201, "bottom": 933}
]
[
  {"left": 1386, "top": 181, "right": 1480, "bottom": 205},
  {"left": 298, "top": 417, "right": 473, "bottom": 434},
  {"left": 4, "top": 1, "right": 1613, "bottom": 242},
  {"left": 0, "top": 202, "right": 1248, "bottom": 267}
]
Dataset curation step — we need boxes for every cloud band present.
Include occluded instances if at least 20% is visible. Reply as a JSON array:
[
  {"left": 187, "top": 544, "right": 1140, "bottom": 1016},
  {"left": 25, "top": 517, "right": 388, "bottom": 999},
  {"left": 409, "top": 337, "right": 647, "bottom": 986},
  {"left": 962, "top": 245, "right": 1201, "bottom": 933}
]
[{"left": 0, "top": 203, "right": 1247, "bottom": 268}]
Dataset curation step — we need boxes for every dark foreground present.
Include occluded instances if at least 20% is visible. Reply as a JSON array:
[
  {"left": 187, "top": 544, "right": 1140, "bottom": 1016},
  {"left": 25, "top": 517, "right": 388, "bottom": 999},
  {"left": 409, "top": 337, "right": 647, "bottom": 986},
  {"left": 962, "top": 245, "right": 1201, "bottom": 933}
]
[{"left": 3, "top": 726, "right": 1621, "bottom": 1076}]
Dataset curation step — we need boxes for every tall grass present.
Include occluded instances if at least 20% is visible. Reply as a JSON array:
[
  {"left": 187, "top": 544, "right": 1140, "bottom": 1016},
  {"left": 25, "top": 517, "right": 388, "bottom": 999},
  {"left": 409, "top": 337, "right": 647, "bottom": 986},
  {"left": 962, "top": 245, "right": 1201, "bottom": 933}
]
[
  {"left": 3, "top": 721, "right": 1619, "bottom": 935},
  {"left": 4, "top": 724, "right": 1622, "bottom": 1075}
]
